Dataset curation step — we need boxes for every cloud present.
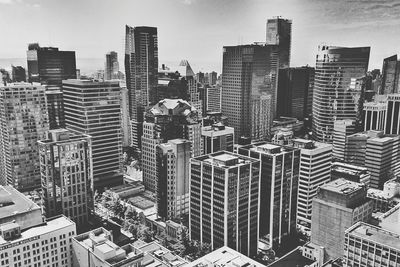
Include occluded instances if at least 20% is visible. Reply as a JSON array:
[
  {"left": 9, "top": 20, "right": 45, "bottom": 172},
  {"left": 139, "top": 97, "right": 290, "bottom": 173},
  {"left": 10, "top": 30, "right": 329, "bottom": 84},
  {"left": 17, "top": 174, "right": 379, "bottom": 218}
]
[
  {"left": 182, "top": 0, "right": 196, "bottom": 5},
  {"left": 0, "top": 0, "right": 13, "bottom": 4}
]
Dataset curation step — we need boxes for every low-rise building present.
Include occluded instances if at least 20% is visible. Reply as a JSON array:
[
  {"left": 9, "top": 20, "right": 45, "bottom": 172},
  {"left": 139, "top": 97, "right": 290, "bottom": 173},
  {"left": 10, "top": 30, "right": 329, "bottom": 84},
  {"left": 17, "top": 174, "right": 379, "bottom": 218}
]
[{"left": 331, "top": 162, "right": 371, "bottom": 186}]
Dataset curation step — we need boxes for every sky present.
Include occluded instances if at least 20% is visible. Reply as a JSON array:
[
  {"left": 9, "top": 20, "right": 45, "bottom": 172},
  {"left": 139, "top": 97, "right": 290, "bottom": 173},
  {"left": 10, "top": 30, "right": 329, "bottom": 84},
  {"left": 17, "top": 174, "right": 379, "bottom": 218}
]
[{"left": 1, "top": 0, "right": 400, "bottom": 73}]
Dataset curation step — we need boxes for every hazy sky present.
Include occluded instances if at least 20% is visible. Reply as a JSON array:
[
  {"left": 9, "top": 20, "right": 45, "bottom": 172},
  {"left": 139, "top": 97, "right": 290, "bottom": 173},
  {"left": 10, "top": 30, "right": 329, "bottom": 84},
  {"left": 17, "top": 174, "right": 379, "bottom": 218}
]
[{"left": 1, "top": 0, "right": 400, "bottom": 72}]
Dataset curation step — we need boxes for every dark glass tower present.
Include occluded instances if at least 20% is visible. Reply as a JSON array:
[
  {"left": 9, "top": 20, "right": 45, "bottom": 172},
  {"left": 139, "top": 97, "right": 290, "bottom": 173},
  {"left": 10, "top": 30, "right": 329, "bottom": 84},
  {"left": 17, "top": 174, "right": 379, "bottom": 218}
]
[
  {"left": 125, "top": 25, "right": 158, "bottom": 151},
  {"left": 105, "top": 51, "right": 119, "bottom": 80},
  {"left": 381, "top": 55, "right": 400, "bottom": 94},
  {"left": 311, "top": 45, "right": 370, "bottom": 142},
  {"left": 266, "top": 17, "right": 292, "bottom": 69}
]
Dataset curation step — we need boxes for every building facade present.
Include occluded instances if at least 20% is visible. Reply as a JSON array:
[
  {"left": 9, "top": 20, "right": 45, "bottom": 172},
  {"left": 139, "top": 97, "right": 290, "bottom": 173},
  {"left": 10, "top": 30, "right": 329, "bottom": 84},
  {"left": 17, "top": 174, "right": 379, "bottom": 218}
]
[
  {"left": 381, "top": 55, "right": 400, "bottom": 95},
  {"left": 0, "top": 83, "right": 49, "bottom": 191},
  {"left": 62, "top": 79, "right": 123, "bottom": 189},
  {"left": 266, "top": 17, "right": 292, "bottom": 69},
  {"left": 363, "top": 101, "right": 387, "bottom": 131},
  {"left": 385, "top": 94, "right": 400, "bottom": 135},
  {"left": 202, "top": 123, "right": 234, "bottom": 154},
  {"left": 38, "top": 129, "right": 93, "bottom": 228},
  {"left": 189, "top": 151, "right": 260, "bottom": 257},
  {"left": 105, "top": 51, "right": 119, "bottom": 81},
  {"left": 312, "top": 46, "right": 370, "bottom": 142}
]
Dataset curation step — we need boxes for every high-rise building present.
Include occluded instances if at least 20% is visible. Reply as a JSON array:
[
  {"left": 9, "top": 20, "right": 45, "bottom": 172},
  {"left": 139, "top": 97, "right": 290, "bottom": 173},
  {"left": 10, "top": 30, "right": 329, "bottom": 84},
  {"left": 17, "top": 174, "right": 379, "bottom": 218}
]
[
  {"left": 0, "top": 83, "right": 49, "bottom": 191},
  {"left": 238, "top": 142, "right": 300, "bottom": 250},
  {"left": 311, "top": 179, "right": 373, "bottom": 260},
  {"left": 291, "top": 139, "right": 332, "bottom": 229},
  {"left": 205, "top": 85, "right": 221, "bottom": 113},
  {"left": 381, "top": 55, "right": 400, "bottom": 94},
  {"left": 363, "top": 101, "right": 387, "bottom": 131},
  {"left": 344, "top": 222, "right": 400, "bottom": 267},
  {"left": 222, "top": 44, "right": 277, "bottom": 141},
  {"left": 331, "top": 162, "right": 370, "bottom": 186},
  {"left": 62, "top": 79, "right": 123, "bottom": 189},
  {"left": 125, "top": 25, "right": 158, "bottom": 151},
  {"left": 27, "top": 43, "right": 76, "bottom": 130},
  {"left": 156, "top": 139, "right": 190, "bottom": 221},
  {"left": 142, "top": 99, "right": 201, "bottom": 192},
  {"left": 120, "top": 84, "right": 131, "bottom": 147},
  {"left": 104, "top": 51, "right": 119, "bottom": 80},
  {"left": 384, "top": 94, "right": 400, "bottom": 135},
  {"left": 38, "top": 129, "right": 93, "bottom": 228},
  {"left": 312, "top": 45, "right": 370, "bottom": 142},
  {"left": 277, "top": 66, "right": 315, "bottom": 120},
  {"left": 266, "top": 17, "right": 292, "bottom": 69},
  {"left": 208, "top": 71, "right": 218, "bottom": 85},
  {"left": 0, "top": 185, "right": 76, "bottom": 267},
  {"left": 11, "top": 65, "right": 26, "bottom": 82},
  {"left": 202, "top": 123, "right": 234, "bottom": 154},
  {"left": 189, "top": 151, "right": 261, "bottom": 256},
  {"left": 332, "top": 120, "right": 356, "bottom": 160}
]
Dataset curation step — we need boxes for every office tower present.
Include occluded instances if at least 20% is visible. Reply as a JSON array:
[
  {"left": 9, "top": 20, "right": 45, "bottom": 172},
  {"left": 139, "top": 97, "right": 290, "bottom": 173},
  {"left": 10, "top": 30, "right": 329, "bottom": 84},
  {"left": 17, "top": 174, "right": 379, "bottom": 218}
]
[
  {"left": 72, "top": 228, "right": 143, "bottom": 267},
  {"left": 363, "top": 101, "right": 387, "bottom": 131},
  {"left": 125, "top": 25, "right": 158, "bottom": 151},
  {"left": 11, "top": 65, "right": 26, "bottom": 82},
  {"left": 0, "top": 69, "right": 11, "bottom": 85},
  {"left": 196, "top": 72, "right": 205, "bottom": 84},
  {"left": 385, "top": 94, "right": 400, "bottom": 135},
  {"left": 222, "top": 44, "right": 277, "bottom": 141},
  {"left": 104, "top": 51, "right": 119, "bottom": 80},
  {"left": 266, "top": 17, "right": 292, "bottom": 69},
  {"left": 344, "top": 222, "right": 400, "bottom": 267},
  {"left": 120, "top": 85, "right": 131, "bottom": 147},
  {"left": 63, "top": 79, "right": 123, "bottom": 189},
  {"left": 46, "top": 90, "right": 65, "bottom": 129},
  {"left": 345, "top": 131, "right": 372, "bottom": 165},
  {"left": 311, "top": 179, "right": 373, "bottom": 260},
  {"left": 205, "top": 86, "right": 221, "bottom": 113},
  {"left": 251, "top": 94, "right": 273, "bottom": 141},
  {"left": 0, "top": 83, "right": 49, "bottom": 191},
  {"left": 332, "top": 119, "right": 356, "bottom": 160},
  {"left": 142, "top": 99, "right": 201, "bottom": 192},
  {"left": 0, "top": 186, "right": 76, "bottom": 267},
  {"left": 38, "top": 129, "right": 93, "bottom": 228},
  {"left": 331, "top": 162, "right": 370, "bottom": 186},
  {"left": 381, "top": 55, "right": 400, "bottom": 94},
  {"left": 202, "top": 123, "right": 234, "bottom": 154},
  {"left": 277, "top": 67, "right": 315, "bottom": 120},
  {"left": 291, "top": 139, "right": 332, "bottom": 229},
  {"left": 177, "top": 59, "right": 196, "bottom": 78},
  {"left": 153, "top": 77, "right": 189, "bottom": 104},
  {"left": 312, "top": 45, "right": 370, "bottom": 142},
  {"left": 238, "top": 142, "right": 300, "bottom": 250},
  {"left": 156, "top": 139, "right": 190, "bottom": 221},
  {"left": 189, "top": 151, "right": 260, "bottom": 256},
  {"left": 208, "top": 71, "right": 218, "bottom": 85}
]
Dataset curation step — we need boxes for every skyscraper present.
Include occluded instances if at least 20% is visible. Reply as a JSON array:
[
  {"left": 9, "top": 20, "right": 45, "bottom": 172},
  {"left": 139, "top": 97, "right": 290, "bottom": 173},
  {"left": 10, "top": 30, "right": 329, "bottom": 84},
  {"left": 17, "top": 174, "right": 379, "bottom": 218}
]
[
  {"left": 277, "top": 66, "right": 315, "bottom": 120},
  {"left": 104, "top": 51, "right": 119, "bottom": 80},
  {"left": 189, "top": 151, "right": 261, "bottom": 257},
  {"left": 202, "top": 123, "right": 234, "bottom": 154},
  {"left": 266, "top": 17, "right": 292, "bottom": 69},
  {"left": 385, "top": 94, "right": 400, "bottom": 135},
  {"left": 0, "top": 83, "right": 49, "bottom": 191},
  {"left": 142, "top": 99, "right": 202, "bottom": 192},
  {"left": 62, "top": 79, "right": 123, "bottom": 189},
  {"left": 311, "top": 179, "right": 373, "bottom": 260},
  {"left": 381, "top": 55, "right": 400, "bottom": 94},
  {"left": 312, "top": 45, "right": 370, "bottom": 142},
  {"left": 11, "top": 66, "right": 26, "bottom": 82},
  {"left": 38, "top": 129, "right": 93, "bottom": 228},
  {"left": 332, "top": 119, "right": 356, "bottom": 160},
  {"left": 221, "top": 44, "right": 277, "bottom": 141},
  {"left": 238, "top": 142, "right": 300, "bottom": 250},
  {"left": 125, "top": 25, "right": 158, "bottom": 151},
  {"left": 363, "top": 101, "right": 387, "bottom": 131},
  {"left": 291, "top": 139, "right": 332, "bottom": 229},
  {"left": 156, "top": 139, "right": 191, "bottom": 221}
]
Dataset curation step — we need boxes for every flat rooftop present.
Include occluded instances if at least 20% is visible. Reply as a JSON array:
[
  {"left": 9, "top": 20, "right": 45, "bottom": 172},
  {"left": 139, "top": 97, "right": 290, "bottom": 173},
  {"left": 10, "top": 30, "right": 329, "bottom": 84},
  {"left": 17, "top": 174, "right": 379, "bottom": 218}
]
[
  {"left": 62, "top": 79, "right": 120, "bottom": 86},
  {"left": 321, "top": 179, "right": 364, "bottom": 195},
  {"left": 186, "top": 246, "right": 265, "bottom": 267},
  {"left": 0, "top": 215, "right": 75, "bottom": 246},
  {"left": 347, "top": 222, "right": 400, "bottom": 251},
  {"left": 0, "top": 186, "right": 40, "bottom": 220},
  {"left": 269, "top": 247, "right": 315, "bottom": 267},
  {"left": 195, "top": 151, "right": 258, "bottom": 168}
]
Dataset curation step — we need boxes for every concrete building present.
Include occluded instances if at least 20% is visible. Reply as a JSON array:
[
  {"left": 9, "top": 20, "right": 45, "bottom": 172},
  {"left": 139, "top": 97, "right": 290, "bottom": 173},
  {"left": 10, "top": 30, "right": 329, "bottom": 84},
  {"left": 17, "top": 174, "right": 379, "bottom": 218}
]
[
  {"left": 156, "top": 139, "right": 191, "bottom": 221},
  {"left": 311, "top": 179, "right": 373, "bottom": 260},
  {"left": 363, "top": 101, "right": 387, "bottom": 131},
  {"left": 312, "top": 46, "right": 370, "bottom": 142},
  {"left": 190, "top": 152, "right": 260, "bottom": 257},
  {"left": 332, "top": 120, "right": 356, "bottom": 160},
  {"left": 221, "top": 44, "right": 277, "bottom": 141},
  {"left": 62, "top": 79, "right": 123, "bottom": 189},
  {"left": 202, "top": 123, "right": 234, "bottom": 154},
  {"left": 120, "top": 84, "right": 131, "bottom": 147},
  {"left": 367, "top": 177, "right": 400, "bottom": 213},
  {"left": 205, "top": 85, "right": 221, "bottom": 113},
  {"left": 344, "top": 222, "right": 400, "bottom": 267},
  {"left": 72, "top": 228, "right": 143, "bottom": 267},
  {"left": 292, "top": 139, "right": 332, "bottom": 229},
  {"left": 238, "top": 142, "right": 300, "bottom": 250},
  {"left": 186, "top": 246, "right": 266, "bottom": 267},
  {"left": 380, "top": 55, "right": 400, "bottom": 95},
  {"left": 0, "top": 83, "right": 49, "bottom": 191},
  {"left": 38, "top": 129, "right": 93, "bottom": 228},
  {"left": 11, "top": 65, "right": 26, "bottom": 82},
  {"left": 384, "top": 93, "right": 400, "bottom": 135},
  {"left": 331, "top": 162, "right": 370, "bottom": 186},
  {"left": 125, "top": 25, "right": 158, "bottom": 151},
  {"left": 142, "top": 99, "right": 201, "bottom": 192},
  {"left": 105, "top": 51, "right": 119, "bottom": 81}
]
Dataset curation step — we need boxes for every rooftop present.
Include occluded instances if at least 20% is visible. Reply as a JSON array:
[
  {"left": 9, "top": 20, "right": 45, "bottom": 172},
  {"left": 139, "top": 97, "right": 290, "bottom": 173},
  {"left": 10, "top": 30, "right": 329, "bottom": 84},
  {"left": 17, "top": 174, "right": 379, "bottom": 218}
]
[
  {"left": 0, "top": 186, "right": 40, "bottom": 221},
  {"left": 134, "top": 241, "right": 187, "bottom": 267},
  {"left": 62, "top": 79, "right": 120, "bottom": 86},
  {"left": 187, "top": 246, "right": 265, "bottom": 267},
  {"left": 321, "top": 179, "right": 365, "bottom": 195},
  {"left": 346, "top": 222, "right": 400, "bottom": 251},
  {"left": 194, "top": 151, "right": 257, "bottom": 168},
  {"left": 268, "top": 247, "right": 315, "bottom": 267}
]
